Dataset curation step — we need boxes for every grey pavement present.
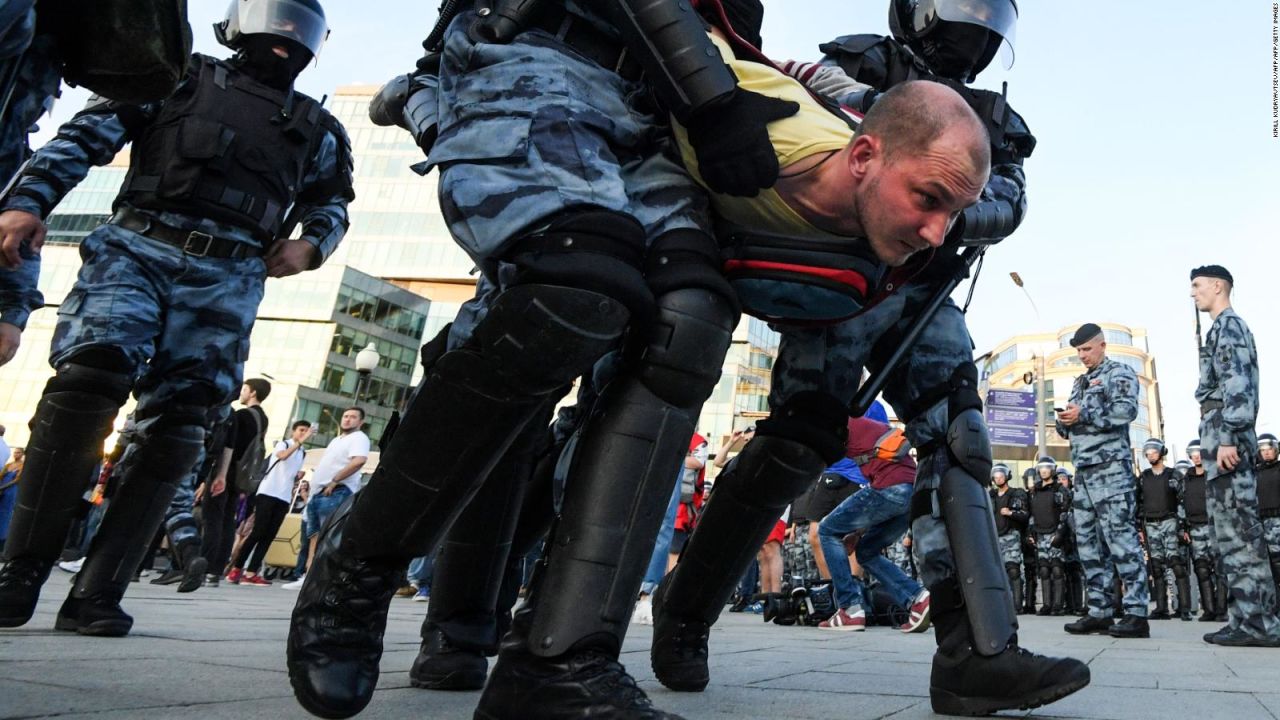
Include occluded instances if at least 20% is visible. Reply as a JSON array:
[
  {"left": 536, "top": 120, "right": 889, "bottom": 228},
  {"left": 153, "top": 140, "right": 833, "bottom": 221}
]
[{"left": 3, "top": 575, "right": 1279, "bottom": 720}]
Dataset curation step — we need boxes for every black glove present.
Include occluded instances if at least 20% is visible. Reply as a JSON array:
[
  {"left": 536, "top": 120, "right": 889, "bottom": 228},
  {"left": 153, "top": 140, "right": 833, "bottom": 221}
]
[{"left": 685, "top": 87, "right": 799, "bottom": 197}]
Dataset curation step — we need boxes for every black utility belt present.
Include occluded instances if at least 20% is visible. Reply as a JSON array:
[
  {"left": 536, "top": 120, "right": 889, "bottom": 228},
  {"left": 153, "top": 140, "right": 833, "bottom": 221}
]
[
  {"left": 530, "top": 8, "right": 643, "bottom": 82},
  {"left": 112, "top": 208, "right": 264, "bottom": 260},
  {"left": 1261, "top": 508, "right": 1280, "bottom": 520},
  {"left": 1142, "top": 514, "right": 1177, "bottom": 522},
  {"left": 1200, "top": 399, "right": 1224, "bottom": 417}
]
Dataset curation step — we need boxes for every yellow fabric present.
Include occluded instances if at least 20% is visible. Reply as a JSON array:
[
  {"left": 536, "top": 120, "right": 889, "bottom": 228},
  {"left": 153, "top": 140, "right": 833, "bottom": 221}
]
[{"left": 674, "top": 34, "right": 855, "bottom": 240}]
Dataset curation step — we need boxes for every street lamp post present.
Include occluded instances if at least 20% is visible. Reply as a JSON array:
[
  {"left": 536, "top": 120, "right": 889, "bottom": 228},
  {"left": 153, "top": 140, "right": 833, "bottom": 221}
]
[
  {"left": 1011, "top": 272, "right": 1049, "bottom": 458},
  {"left": 354, "top": 342, "right": 380, "bottom": 405}
]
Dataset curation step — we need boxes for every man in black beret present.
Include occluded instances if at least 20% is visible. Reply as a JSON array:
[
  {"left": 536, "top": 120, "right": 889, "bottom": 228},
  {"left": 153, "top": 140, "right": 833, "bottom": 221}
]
[{"left": 1191, "top": 266, "right": 1280, "bottom": 646}]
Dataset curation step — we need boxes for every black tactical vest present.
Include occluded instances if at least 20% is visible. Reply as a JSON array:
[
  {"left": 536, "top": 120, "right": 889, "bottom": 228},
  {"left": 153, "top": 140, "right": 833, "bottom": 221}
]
[
  {"left": 991, "top": 488, "right": 1016, "bottom": 536},
  {"left": 817, "top": 34, "right": 929, "bottom": 92},
  {"left": 1183, "top": 471, "right": 1209, "bottom": 525},
  {"left": 1029, "top": 485, "right": 1061, "bottom": 534},
  {"left": 1139, "top": 468, "right": 1178, "bottom": 520},
  {"left": 1258, "top": 461, "right": 1280, "bottom": 517},
  {"left": 118, "top": 54, "right": 329, "bottom": 243}
]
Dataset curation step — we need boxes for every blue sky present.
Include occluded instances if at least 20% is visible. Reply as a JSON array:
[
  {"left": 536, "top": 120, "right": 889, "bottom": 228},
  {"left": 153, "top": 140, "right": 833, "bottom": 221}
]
[{"left": 36, "top": 1, "right": 1280, "bottom": 456}]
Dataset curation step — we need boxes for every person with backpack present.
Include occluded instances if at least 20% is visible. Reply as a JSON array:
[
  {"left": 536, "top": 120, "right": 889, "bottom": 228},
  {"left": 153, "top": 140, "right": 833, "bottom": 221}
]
[
  {"left": 226, "top": 420, "right": 312, "bottom": 586},
  {"left": 815, "top": 415, "right": 930, "bottom": 634},
  {"left": 200, "top": 378, "right": 271, "bottom": 587}
]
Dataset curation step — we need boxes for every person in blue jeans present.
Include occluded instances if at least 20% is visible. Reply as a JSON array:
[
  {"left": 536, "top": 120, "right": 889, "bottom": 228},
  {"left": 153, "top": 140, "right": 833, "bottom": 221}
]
[{"left": 818, "top": 414, "right": 930, "bottom": 632}]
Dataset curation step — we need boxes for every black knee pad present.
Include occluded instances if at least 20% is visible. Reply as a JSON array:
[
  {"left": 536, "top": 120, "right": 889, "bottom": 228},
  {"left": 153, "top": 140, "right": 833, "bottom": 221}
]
[
  {"left": 645, "top": 229, "right": 740, "bottom": 315},
  {"left": 44, "top": 358, "right": 133, "bottom": 406},
  {"left": 1193, "top": 558, "right": 1213, "bottom": 579},
  {"left": 504, "top": 208, "right": 654, "bottom": 321},
  {"left": 632, "top": 287, "right": 737, "bottom": 408},
  {"left": 1171, "top": 561, "right": 1188, "bottom": 579},
  {"left": 1005, "top": 562, "right": 1021, "bottom": 580},
  {"left": 467, "top": 283, "right": 631, "bottom": 396},
  {"left": 756, "top": 391, "right": 849, "bottom": 464},
  {"left": 716, "top": 434, "right": 828, "bottom": 508},
  {"left": 1037, "top": 564, "right": 1051, "bottom": 581},
  {"left": 1050, "top": 562, "right": 1066, "bottom": 579}
]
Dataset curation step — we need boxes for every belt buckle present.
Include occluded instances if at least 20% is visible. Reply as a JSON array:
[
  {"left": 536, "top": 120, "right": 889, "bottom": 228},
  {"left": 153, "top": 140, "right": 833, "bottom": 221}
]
[{"left": 184, "top": 231, "right": 214, "bottom": 257}]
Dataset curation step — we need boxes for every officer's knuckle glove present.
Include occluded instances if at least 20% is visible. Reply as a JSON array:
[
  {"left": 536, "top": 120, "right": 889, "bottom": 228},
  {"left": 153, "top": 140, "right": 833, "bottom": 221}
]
[{"left": 686, "top": 88, "right": 798, "bottom": 197}]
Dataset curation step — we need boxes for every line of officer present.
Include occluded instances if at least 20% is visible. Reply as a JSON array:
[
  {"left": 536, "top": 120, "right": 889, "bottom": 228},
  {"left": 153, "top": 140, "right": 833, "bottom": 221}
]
[
  {"left": 1056, "top": 322, "right": 1150, "bottom": 639},
  {"left": 1019, "top": 466, "right": 1039, "bottom": 613},
  {"left": 990, "top": 463, "right": 1029, "bottom": 610},
  {"left": 1182, "top": 439, "right": 1228, "bottom": 622},
  {"left": 0, "top": 0, "right": 352, "bottom": 637},
  {"left": 1028, "top": 456, "right": 1070, "bottom": 616},
  {"left": 1136, "top": 438, "right": 1192, "bottom": 621},
  {"left": 1190, "top": 265, "right": 1280, "bottom": 646},
  {"left": 1258, "top": 433, "right": 1280, "bottom": 597}
]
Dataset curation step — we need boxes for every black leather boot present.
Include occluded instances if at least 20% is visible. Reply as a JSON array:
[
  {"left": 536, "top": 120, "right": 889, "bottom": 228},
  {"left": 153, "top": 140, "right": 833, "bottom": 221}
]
[
  {"left": 409, "top": 626, "right": 488, "bottom": 691},
  {"left": 1064, "top": 614, "right": 1114, "bottom": 635},
  {"left": 1108, "top": 614, "right": 1151, "bottom": 638},
  {"left": 929, "top": 581, "right": 1090, "bottom": 716}
]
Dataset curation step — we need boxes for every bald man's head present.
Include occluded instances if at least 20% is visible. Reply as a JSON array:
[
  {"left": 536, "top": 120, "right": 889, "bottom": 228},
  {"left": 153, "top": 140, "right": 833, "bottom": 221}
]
[{"left": 858, "top": 80, "right": 991, "bottom": 179}]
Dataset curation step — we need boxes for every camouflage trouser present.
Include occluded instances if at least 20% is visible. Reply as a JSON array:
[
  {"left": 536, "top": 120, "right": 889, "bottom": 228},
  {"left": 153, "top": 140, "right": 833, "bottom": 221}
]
[
  {"left": 1189, "top": 523, "right": 1217, "bottom": 564},
  {"left": 430, "top": 11, "right": 709, "bottom": 349},
  {"left": 784, "top": 521, "right": 820, "bottom": 583},
  {"left": 1264, "top": 516, "right": 1280, "bottom": 559},
  {"left": 997, "top": 531, "right": 1023, "bottom": 566},
  {"left": 1072, "top": 462, "right": 1149, "bottom": 618},
  {"left": 1201, "top": 441, "right": 1280, "bottom": 640},
  {"left": 1033, "top": 530, "right": 1064, "bottom": 564},
  {"left": 52, "top": 224, "right": 265, "bottom": 445},
  {"left": 884, "top": 532, "right": 914, "bottom": 577},
  {"left": 768, "top": 282, "right": 976, "bottom": 591},
  {"left": 1144, "top": 517, "right": 1182, "bottom": 564}
]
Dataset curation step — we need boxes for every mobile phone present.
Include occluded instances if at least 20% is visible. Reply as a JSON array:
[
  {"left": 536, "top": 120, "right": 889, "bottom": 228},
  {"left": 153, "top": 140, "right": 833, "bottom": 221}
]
[{"left": 1053, "top": 407, "right": 1066, "bottom": 413}]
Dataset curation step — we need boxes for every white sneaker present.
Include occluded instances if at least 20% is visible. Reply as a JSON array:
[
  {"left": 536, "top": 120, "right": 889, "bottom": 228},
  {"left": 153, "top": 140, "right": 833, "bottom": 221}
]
[
  {"left": 631, "top": 597, "right": 653, "bottom": 626},
  {"left": 281, "top": 575, "right": 306, "bottom": 590},
  {"left": 58, "top": 558, "right": 85, "bottom": 573}
]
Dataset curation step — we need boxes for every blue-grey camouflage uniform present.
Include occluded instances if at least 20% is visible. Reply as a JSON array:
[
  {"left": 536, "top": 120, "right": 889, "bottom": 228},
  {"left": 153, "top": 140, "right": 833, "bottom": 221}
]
[
  {"left": 0, "top": 69, "right": 350, "bottom": 444},
  {"left": 1056, "top": 356, "right": 1149, "bottom": 618},
  {"left": 424, "top": 12, "right": 710, "bottom": 343},
  {"left": 0, "top": 8, "right": 60, "bottom": 333},
  {"left": 1195, "top": 308, "right": 1280, "bottom": 641}
]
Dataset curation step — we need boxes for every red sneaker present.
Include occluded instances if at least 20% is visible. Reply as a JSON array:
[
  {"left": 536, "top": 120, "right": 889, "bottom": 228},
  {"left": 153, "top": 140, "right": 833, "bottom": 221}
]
[
  {"left": 900, "top": 589, "right": 931, "bottom": 633},
  {"left": 225, "top": 568, "right": 243, "bottom": 585},
  {"left": 241, "top": 574, "right": 272, "bottom": 587},
  {"left": 819, "top": 608, "right": 866, "bottom": 631}
]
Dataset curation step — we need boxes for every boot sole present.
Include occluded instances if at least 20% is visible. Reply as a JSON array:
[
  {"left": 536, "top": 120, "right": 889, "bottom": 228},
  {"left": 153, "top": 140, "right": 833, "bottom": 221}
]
[
  {"left": 178, "top": 559, "right": 208, "bottom": 594},
  {"left": 409, "top": 668, "right": 487, "bottom": 691},
  {"left": 0, "top": 612, "right": 34, "bottom": 628},
  {"left": 54, "top": 615, "right": 132, "bottom": 637},
  {"left": 653, "top": 669, "right": 710, "bottom": 693},
  {"left": 930, "top": 673, "right": 1090, "bottom": 716}
]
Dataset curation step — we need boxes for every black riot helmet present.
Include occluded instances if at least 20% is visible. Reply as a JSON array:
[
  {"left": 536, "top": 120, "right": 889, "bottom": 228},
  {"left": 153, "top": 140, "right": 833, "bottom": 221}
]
[
  {"left": 888, "top": 0, "right": 1017, "bottom": 83},
  {"left": 1142, "top": 437, "right": 1168, "bottom": 459},
  {"left": 1021, "top": 467, "right": 1036, "bottom": 488},
  {"left": 215, "top": 0, "right": 330, "bottom": 59},
  {"left": 991, "top": 463, "right": 1010, "bottom": 484},
  {"left": 1260, "top": 433, "right": 1279, "bottom": 450}
]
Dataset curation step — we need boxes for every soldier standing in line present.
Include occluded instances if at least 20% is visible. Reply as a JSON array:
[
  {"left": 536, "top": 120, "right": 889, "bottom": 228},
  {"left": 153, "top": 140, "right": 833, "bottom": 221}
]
[
  {"left": 1019, "top": 466, "right": 1039, "bottom": 614},
  {"left": 990, "top": 463, "right": 1028, "bottom": 610},
  {"left": 1257, "top": 433, "right": 1280, "bottom": 597},
  {"left": 1057, "top": 323, "right": 1150, "bottom": 639},
  {"left": 1056, "top": 467, "right": 1086, "bottom": 616},
  {"left": 1027, "top": 457, "right": 1070, "bottom": 616},
  {"left": 1190, "top": 265, "right": 1280, "bottom": 646},
  {"left": 1136, "top": 438, "right": 1191, "bottom": 620},
  {"left": 1182, "top": 440, "right": 1227, "bottom": 622}
]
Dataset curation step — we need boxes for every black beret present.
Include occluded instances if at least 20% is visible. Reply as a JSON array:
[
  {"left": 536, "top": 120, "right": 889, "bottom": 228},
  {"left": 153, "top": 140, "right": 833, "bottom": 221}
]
[
  {"left": 1190, "top": 265, "right": 1233, "bottom": 285},
  {"left": 1069, "top": 323, "right": 1103, "bottom": 348}
]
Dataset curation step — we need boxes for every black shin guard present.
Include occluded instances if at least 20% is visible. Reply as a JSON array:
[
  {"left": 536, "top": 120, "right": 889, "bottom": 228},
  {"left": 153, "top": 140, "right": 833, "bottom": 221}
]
[
  {"left": 61, "top": 426, "right": 204, "bottom": 631},
  {"left": 523, "top": 378, "right": 698, "bottom": 657},
  {"left": 938, "top": 461, "right": 1018, "bottom": 655},
  {"left": 340, "top": 285, "right": 629, "bottom": 561},
  {"left": 1005, "top": 563, "right": 1023, "bottom": 610},
  {"left": 4, "top": 390, "right": 122, "bottom": 565},
  {"left": 425, "top": 404, "right": 551, "bottom": 654},
  {"left": 657, "top": 435, "right": 829, "bottom": 626}
]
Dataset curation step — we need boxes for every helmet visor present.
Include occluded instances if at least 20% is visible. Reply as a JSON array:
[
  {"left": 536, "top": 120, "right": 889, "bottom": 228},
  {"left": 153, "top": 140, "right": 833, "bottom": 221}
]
[
  {"left": 238, "top": 0, "right": 329, "bottom": 57},
  {"left": 916, "top": 0, "right": 1017, "bottom": 68}
]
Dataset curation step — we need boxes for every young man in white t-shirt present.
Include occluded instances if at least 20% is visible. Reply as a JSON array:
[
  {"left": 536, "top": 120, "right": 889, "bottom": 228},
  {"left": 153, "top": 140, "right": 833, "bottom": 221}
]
[
  {"left": 227, "top": 420, "right": 313, "bottom": 586},
  {"left": 285, "top": 408, "right": 369, "bottom": 588}
]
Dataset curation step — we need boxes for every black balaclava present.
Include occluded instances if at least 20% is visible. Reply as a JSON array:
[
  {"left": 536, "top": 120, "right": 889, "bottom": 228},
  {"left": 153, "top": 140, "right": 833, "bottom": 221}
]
[{"left": 235, "top": 34, "right": 312, "bottom": 90}]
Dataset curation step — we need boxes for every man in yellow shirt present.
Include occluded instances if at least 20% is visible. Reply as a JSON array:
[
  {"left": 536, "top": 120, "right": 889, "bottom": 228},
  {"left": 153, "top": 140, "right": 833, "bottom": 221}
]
[{"left": 655, "top": 43, "right": 1091, "bottom": 719}]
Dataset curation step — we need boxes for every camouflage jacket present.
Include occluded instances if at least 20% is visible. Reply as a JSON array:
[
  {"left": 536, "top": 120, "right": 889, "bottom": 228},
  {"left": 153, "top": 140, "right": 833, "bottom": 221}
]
[
  {"left": 1195, "top": 308, "right": 1258, "bottom": 453},
  {"left": 1056, "top": 356, "right": 1139, "bottom": 468}
]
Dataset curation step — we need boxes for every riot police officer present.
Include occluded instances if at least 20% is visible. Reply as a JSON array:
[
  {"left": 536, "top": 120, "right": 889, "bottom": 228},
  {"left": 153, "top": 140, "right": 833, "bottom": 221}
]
[
  {"left": 1259, "top": 433, "right": 1280, "bottom": 597},
  {"left": 1136, "top": 438, "right": 1191, "bottom": 620},
  {"left": 1028, "top": 457, "right": 1070, "bottom": 616},
  {"left": 1056, "top": 467, "right": 1086, "bottom": 615},
  {"left": 990, "top": 463, "right": 1028, "bottom": 609},
  {"left": 0, "top": 0, "right": 351, "bottom": 637},
  {"left": 1020, "top": 466, "right": 1039, "bottom": 613},
  {"left": 1182, "top": 440, "right": 1227, "bottom": 622}
]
